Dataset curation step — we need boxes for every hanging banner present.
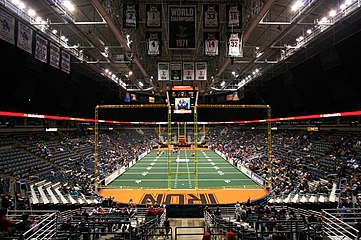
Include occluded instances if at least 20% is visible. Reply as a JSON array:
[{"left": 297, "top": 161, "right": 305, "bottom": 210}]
[
  {"left": 228, "top": 33, "right": 243, "bottom": 57},
  {"left": 146, "top": 4, "right": 161, "bottom": 28},
  {"left": 17, "top": 21, "right": 33, "bottom": 54},
  {"left": 183, "top": 62, "right": 195, "bottom": 81},
  {"left": 168, "top": 5, "right": 196, "bottom": 49},
  {"left": 204, "top": 32, "right": 219, "bottom": 56},
  {"left": 0, "top": 10, "right": 15, "bottom": 44},
  {"left": 35, "top": 34, "right": 48, "bottom": 63},
  {"left": 147, "top": 32, "right": 161, "bottom": 56},
  {"left": 227, "top": 5, "right": 242, "bottom": 28},
  {"left": 195, "top": 62, "right": 207, "bottom": 81},
  {"left": 49, "top": 42, "right": 60, "bottom": 69},
  {"left": 158, "top": 62, "right": 170, "bottom": 81},
  {"left": 61, "top": 50, "right": 70, "bottom": 74},
  {"left": 123, "top": 4, "right": 138, "bottom": 28},
  {"left": 203, "top": 4, "right": 219, "bottom": 28},
  {"left": 170, "top": 62, "right": 182, "bottom": 81}
]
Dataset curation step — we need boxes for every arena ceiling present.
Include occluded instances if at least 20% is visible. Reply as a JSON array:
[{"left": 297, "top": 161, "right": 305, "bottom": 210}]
[{"left": 2, "top": 0, "right": 361, "bottom": 99}]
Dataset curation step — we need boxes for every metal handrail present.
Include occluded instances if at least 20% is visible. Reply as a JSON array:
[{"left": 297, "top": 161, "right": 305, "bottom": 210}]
[
  {"left": 322, "top": 209, "right": 359, "bottom": 240},
  {"left": 23, "top": 212, "right": 58, "bottom": 240},
  {"left": 175, "top": 226, "right": 206, "bottom": 239}
]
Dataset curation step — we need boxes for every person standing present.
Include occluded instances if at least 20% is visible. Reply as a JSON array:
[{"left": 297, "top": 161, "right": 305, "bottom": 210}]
[
  {"left": 163, "top": 217, "right": 171, "bottom": 239},
  {"left": 0, "top": 208, "right": 17, "bottom": 236}
]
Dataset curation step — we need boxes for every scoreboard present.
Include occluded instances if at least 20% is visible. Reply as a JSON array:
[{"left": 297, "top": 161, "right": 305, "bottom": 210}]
[{"left": 169, "top": 86, "right": 197, "bottom": 114}]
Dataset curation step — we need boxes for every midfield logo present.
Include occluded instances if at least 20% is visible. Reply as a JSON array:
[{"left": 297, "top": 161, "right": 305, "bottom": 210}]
[{"left": 141, "top": 193, "right": 217, "bottom": 205}]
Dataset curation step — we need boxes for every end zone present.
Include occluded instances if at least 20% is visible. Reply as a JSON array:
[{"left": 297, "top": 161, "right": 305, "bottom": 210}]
[{"left": 98, "top": 188, "right": 269, "bottom": 205}]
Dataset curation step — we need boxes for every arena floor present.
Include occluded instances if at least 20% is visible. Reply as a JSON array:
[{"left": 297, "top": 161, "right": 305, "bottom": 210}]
[{"left": 99, "top": 149, "right": 269, "bottom": 205}]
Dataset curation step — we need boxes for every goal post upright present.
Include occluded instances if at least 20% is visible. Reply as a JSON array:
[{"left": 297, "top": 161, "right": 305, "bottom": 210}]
[
  {"left": 194, "top": 105, "right": 199, "bottom": 189},
  {"left": 184, "top": 122, "right": 186, "bottom": 144},
  {"left": 267, "top": 106, "right": 272, "bottom": 189},
  {"left": 94, "top": 105, "right": 99, "bottom": 189},
  {"left": 167, "top": 105, "right": 172, "bottom": 190},
  {"left": 177, "top": 122, "right": 180, "bottom": 143}
]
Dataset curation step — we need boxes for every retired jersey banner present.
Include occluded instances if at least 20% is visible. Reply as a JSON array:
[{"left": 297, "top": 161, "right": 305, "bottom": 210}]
[
  {"left": 168, "top": 5, "right": 196, "bottom": 49},
  {"left": 228, "top": 33, "right": 243, "bottom": 57},
  {"left": 158, "top": 62, "right": 169, "bottom": 81},
  {"left": 35, "top": 34, "right": 48, "bottom": 63},
  {"left": 123, "top": 4, "right": 138, "bottom": 28},
  {"left": 61, "top": 50, "right": 70, "bottom": 74},
  {"left": 227, "top": 5, "right": 242, "bottom": 29},
  {"left": 49, "top": 42, "right": 60, "bottom": 69},
  {"left": 146, "top": 4, "right": 161, "bottom": 28},
  {"left": 204, "top": 32, "right": 219, "bottom": 56},
  {"left": 17, "top": 21, "right": 33, "bottom": 54},
  {"left": 195, "top": 62, "right": 207, "bottom": 81},
  {"left": 183, "top": 62, "right": 195, "bottom": 81},
  {"left": 203, "top": 4, "right": 219, "bottom": 28},
  {"left": 170, "top": 62, "right": 182, "bottom": 81},
  {"left": 147, "top": 32, "right": 161, "bottom": 56},
  {"left": 0, "top": 10, "right": 15, "bottom": 45}
]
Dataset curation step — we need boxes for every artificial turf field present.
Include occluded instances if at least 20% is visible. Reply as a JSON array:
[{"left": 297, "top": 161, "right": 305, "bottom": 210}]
[
  {"left": 108, "top": 149, "right": 261, "bottom": 189},
  {"left": 99, "top": 148, "right": 269, "bottom": 205}
]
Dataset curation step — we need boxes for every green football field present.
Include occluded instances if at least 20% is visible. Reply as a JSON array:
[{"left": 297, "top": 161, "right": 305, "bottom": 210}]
[{"left": 108, "top": 149, "right": 262, "bottom": 189}]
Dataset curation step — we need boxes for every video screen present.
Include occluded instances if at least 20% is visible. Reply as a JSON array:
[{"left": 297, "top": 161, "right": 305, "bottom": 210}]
[{"left": 173, "top": 97, "right": 192, "bottom": 114}]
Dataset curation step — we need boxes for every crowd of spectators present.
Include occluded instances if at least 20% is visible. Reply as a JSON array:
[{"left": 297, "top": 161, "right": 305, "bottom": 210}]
[
  {"left": 1, "top": 126, "right": 361, "bottom": 238},
  {"left": 0, "top": 129, "right": 157, "bottom": 213},
  {"left": 206, "top": 127, "right": 361, "bottom": 208}
]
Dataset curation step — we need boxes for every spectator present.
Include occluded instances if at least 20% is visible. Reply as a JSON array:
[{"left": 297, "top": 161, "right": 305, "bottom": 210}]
[
  {"left": 78, "top": 222, "right": 90, "bottom": 240},
  {"left": 205, "top": 205, "right": 213, "bottom": 214},
  {"left": 0, "top": 208, "right": 17, "bottom": 236},
  {"left": 98, "top": 206, "right": 105, "bottom": 214},
  {"left": 226, "top": 231, "right": 237, "bottom": 240},
  {"left": 235, "top": 202, "right": 241, "bottom": 222},
  {"left": 145, "top": 206, "right": 157, "bottom": 216},
  {"left": 163, "top": 217, "right": 171, "bottom": 238},
  {"left": 59, "top": 219, "right": 74, "bottom": 231},
  {"left": 156, "top": 206, "right": 164, "bottom": 216},
  {"left": 128, "top": 198, "right": 136, "bottom": 208},
  {"left": 307, "top": 213, "right": 317, "bottom": 223},
  {"left": 146, "top": 198, "right": 153, "bottom": 208},
  {"left": 202, "top": 231, "right": 211, "bottom": 240},
  {"left": 81, "top": 209, "right": 89, "bottom": 221},
  {"left": 15, "top": 213, "right": 36, "bottom": 232},
  {"left": 214, "top": 206, "right": 221, "bottom": 217}
]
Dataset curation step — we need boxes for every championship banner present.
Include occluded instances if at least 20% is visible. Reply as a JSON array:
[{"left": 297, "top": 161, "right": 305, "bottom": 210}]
[
  {"left": 49, "top": 42, "right": 60, "bottom": 69},
  {"left": 183, "top": 62, "right": 194, "bottom": 81},
  {"left": 195, "top": 62, "right": 207, "bottom": 81},
  {"left": 226, "top": 5, "right": 242, "bottom": 28},
  {"left": 168, "top": 5, "right": 196, "bottom": 49},
  {"left": 157, "top": 62, "right": 169, "bottom": 81},
  {"left": 203, "top": 4, "right": 219, "bottom": 28},
  {"left": 35, "top": 34, "right": 48, "bottom": 63},
  {"left": 17, "top": 21, "right": 33, "bottom": 54},
  {"left": 170, "top": 62, "right": 182, "bottom": 81},
  {"left": 228, "top": 32, "right": 243, "bottom": 57},
  {"left": 0, "top": 10, "right": 15, "bottom": 44},
  {"left": 61, "top": 50, "right": 70, "bottom": 74},
  {"left": 146, "top": 4, "right": 161, "bottom": 28},
  {"left": 147, "top": 32, "right": 161, "bottom": 56},
  {"left": 123, "top": 4, "right": 138, "bottom": 28},
  {"left": 204, "top": 32, "right": 219, "bottom": 56}
]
